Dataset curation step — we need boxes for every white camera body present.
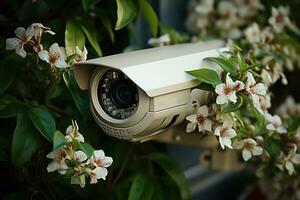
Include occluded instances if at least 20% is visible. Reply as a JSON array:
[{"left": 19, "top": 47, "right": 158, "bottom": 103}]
[{"left": 73, "top": 41, "right": 227, "bottom": 141}]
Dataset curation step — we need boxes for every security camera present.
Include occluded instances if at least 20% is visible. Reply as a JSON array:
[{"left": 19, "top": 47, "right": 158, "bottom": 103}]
[{"left": 73, "top": 41, "right": 227, "bottom": 142}]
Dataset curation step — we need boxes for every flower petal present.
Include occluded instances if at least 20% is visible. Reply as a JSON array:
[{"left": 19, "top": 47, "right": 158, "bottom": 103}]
[
  {"left": 94, "top": 150, "right": 105, "bottom": 160},
  {"left": 197, "top": 105, "right": 208, "bottom": 117},
  {"left": 186, "top": 114, "right": 197, "bottom": 123},
  {"left": 227, "top": 92, "right": 237, "bottom": 103},
  {"left": 291, "top": 154, "right": 300, "bottom": 164},
  {"left": 216, "top": 94, "right": 227, "bottom": 104},
  {"left": 203, "top": 119, "right": 213, "bottom": 132},
  {"left": 49, "top": 43, "right": 60, "bottom": 55},
  {"left": 75, "top": 150, "right": 87, "bottom": 162},
  {"left": 222, "top": 137, "right": 233, "bottom": 149},
  {"left": 186, "top": 122, "right": 196, "bottom": 133},
  {"left": 215, "top": 84, "right": 225, "bottom": 95},
  {"left": 254, "top": 83, "right": 266, "bottom": 95},
  {"left": 101, "top": 156, "right": 113, "bottom": 168},
  {"left": 223, "top": 120, "right": 233, "bottom": 129},
  {"left": 252, "top": 146, "right": 263, "bottom": 156},
  {"left": 15, "top": 44, "right": 26, "bottom": 58},
  {"left": 93, "top": 167, "right": 108, "bottom": 180},
  {"left": 38, "top": 50, "right": 49, "bottom": 62},
  {"left": 47, "top": 161, "right": 59, "bottom": 172},
  {"left": 6, "top": 38, "right": 19, "bottom": 50},
  {"left": 285, "top": 161, "right": 294, "bottom": 175},
  {"left": 242, "top": 149, "right": 252, "bottom": 161},
  {"left": 226, "top": 73, "right": 234, "bottom": 87},
  {"left": 14, "top": 27, "right": 25, "bottom": 38},
  {"left": 246, "top": 72, "right": 256, "bottom": 88},
  {"left": 55, "top": 58, "right": 69, "bottom": 68}
]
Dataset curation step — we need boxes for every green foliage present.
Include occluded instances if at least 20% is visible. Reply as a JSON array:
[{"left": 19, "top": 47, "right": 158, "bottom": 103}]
[
  {"left": 65, "top": 19, "right": 86, "bottom": 53},
  {"left": 80, "top": 142, "right": 94, "bottom": 158},
  {"left": 204, "top": 57, "right": 237, "bottom": 74},
  {"left": 115, "top": 0, "right": 137, "bottom": 30},
  {"left": 0, "top": 61, "right": 16, "bottom": 96},
  {"left": 79, "top": 20, "right": 103, "bottom": 56},
  {"left": 11, "top": 113, "right": 41, "bottom": 167},
  {"left": 139, "top": 0, "right": 158, "bottom": 37},
  {"left": 128, "top": 173, "right": 156, "bottom": 200},
  {"left": 53, "top": 130, "right": 67, "bottom": 150},
  {"left": 0, "top": 94, "right": 19, "bottom": 118},
  {"left": 81, "top": 0, "right": 98, "bottom": 12},
  {"left": 29, "top": 106, "right": 56, "bottom": 141},
  {"left": 149, "top": 153, "right": 191, "bottom": 200},
  {"left": 220, "top": 96, "right": 243, "bottom": 114},
  {"left": 63, "top": 71, "right": 90, "bottom": 120},
  {"left": 186, "top": 68, "right": 221, "bottom": 87}
]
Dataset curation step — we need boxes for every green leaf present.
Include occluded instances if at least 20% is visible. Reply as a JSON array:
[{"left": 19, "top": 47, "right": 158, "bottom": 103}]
[
  {"left": 11, "top": 113, "right": 40, "bottom": 167},
  {"left": 29, "top": 107, "right": 56, "bottom": 141},
  {"left": 100, "top": 14, "right": 115, "bottom": 43},
  {"left": 0, "top": 60, "right": 16, "bottom": 96},
  {"left": 65, "top": 19, "right": 86, "bottom": 53},
  {"left": 264, "top": 138, "right": 280, "bottom": 158},
  {"left": 237, "top": 53, "right": 246, "bottom": 71},
  {"left": 149, "top": 153, "right": 190, "bottom": 200},
  {"left": 81, "top": 0, "right": 98, "bottom": 12},
  {"left": 186, "top": 68, "right": 221, "bottom": 87},
  {"left": 79, "top": 21, "right": 102, "bottom": 56},
  {"left": 47, "top": 84, "right": 64, "bottom": 100},
  {"left": 287, "top": 117, "right": 300, "bottom": 132},
  {"left": 204, "top": 57, "right": 237, "bottom": 74},
  {"left": 115, "top": 0, "right": 137, "bottom": 30},
  {"left": 53, "top": 130, "right": 67, "bottom": 150},
  {"left": 63, "top": 71, "right": 90, "bottom": 120},
  {"left": 139, "top": 0, "right": 158, "bottom": 37},
  {"left": 0, "top": 94, "right": 18, "bottom": 118},
  {"left": 221, "top": 96, "right": 243, "bottom": 114},
  {"left": 197, "top": 82, "right": 215, "bottom": 91},
  {"left": 128, "top": 174, "right": 155, "bottom": 200},
  {"left": 80, "top": 143, "right": 94, "bottom": 158}
]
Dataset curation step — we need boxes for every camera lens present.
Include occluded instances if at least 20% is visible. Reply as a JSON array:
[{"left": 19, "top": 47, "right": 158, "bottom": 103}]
[
  {"left": 98, "top": 70, "right": 139, "bottom": 120},
  {"left": 109, "top": 80, "right": 137, "bottom": 109}
]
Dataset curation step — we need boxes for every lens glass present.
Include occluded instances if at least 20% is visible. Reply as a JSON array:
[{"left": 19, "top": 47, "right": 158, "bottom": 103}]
[{"left": 98, "top": 70, "right": 139, "bottom": 119}]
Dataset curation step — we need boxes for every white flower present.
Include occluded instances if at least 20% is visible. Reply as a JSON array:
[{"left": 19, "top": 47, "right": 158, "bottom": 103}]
[
  {"left": 148, "top": 34, "right": 170, "bottom": 47},
  {"left": 276, "top": 96, "right": 300, "bottom": 118},
  {"left": 245, "top": 23, "right": 261, "bottom": 44},
  {"left": 261, "top": 27, "right": 274, "bottom": 44},
  {"left": 245, "top": 72, "right": 266, "bottom": 105},
  {"left": 65, "top": 120, "right": 85, "bottom": 143},
  {"left": 88, "top": 150, "right": 113, "bottom": 180},
  {"left": 38, "top": 43, "right": 69, "bottom": 70},
  {"left": 88, "top": 167, "right": 107, "bottom": 184},
  {"left": 266, "top": 113, "right": 287, "bottom": 134},
  {"left": 277, "top": 149, "right": 300, "bottom": 175},
  {"left": 233, "top": 138, "right": 263, "bottom": 161},
  {"left": 214, "top": 120, "right": 237, "bottom": 149},
  {"left": 186, "top": 105, "right": 213, "bottom": 133},
  {"left": 217, "top": 1, "right": 237, "bottom": 19},
  {"left": 46, "top": 148, "right": 69, "bottom": 175},
  {"left": 234, "top": 0, "right": 264, "bottom": 18},
  {"left": 268, "top": 6, "right": 291, "bottom": 33},
  {"left": 194, "top": 0, "right": 214, "bottom": 15},
  {"left": 72, "top": 46, "right": 88, "bottom": 62},
  {"left": 30, "top": 23, "right": 55, "bottom": 40},
  {"left": 254, "top": 94, "right": 271, "bottom": 114},
  {"left": 6, "top": 26, "right": 34, "bottom": 58},
  {"left": 74, "top": 150, "right": 87, "bottom": 162},
  {"left": 215, "top": 73, "right": 245, "bottom": 105}
]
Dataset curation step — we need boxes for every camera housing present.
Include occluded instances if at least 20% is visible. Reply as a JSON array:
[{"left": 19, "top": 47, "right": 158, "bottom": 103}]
[{"left": 73, "top": 41, "right": 227, "bottom": 141}]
